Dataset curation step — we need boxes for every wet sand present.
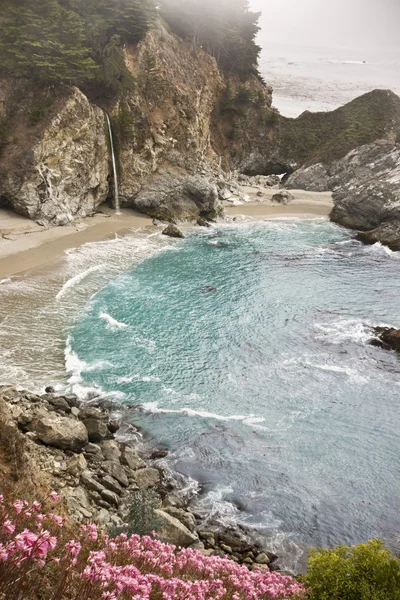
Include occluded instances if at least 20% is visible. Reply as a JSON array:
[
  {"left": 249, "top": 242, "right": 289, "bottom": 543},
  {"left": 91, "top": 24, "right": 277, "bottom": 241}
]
[{"left": 0, "top": 206, "right": 152, "bottom": 278}]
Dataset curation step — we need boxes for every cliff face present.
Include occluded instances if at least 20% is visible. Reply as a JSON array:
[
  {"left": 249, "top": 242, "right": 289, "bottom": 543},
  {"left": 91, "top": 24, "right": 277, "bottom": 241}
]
[
  {"left": 0, "top": 24, "right": 399, "bottom": 240},
  {"left": 0, "top": 83, "right": 109, "bottom": 225}
]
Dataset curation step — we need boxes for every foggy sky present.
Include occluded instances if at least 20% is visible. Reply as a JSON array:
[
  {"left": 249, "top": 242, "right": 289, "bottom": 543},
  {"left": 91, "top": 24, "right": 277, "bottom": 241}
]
[{"left": 250, "top": 0, "right": 400, "bottom": 51}]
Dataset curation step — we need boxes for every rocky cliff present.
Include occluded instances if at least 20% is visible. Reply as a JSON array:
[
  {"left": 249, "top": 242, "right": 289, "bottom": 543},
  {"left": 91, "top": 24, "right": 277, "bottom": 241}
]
[
  {"left": 0, "top": 82, "right": 109, "bottom": 225},
  {"left": 1, "top": 24, "right": 400, "bottom": 245}
]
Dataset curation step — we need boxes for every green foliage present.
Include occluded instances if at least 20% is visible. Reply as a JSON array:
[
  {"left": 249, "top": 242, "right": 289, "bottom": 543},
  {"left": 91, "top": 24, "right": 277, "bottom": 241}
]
[
  {"left": 0, "top": 0, "right": 156, "bottom": 90},
  {"left": 160, "top": 0, "right": 261, "bottom": 78},
  {"left": 112, "top": 104, "right": 136, "bottom": 145},
  {"left": 28, "top": 99, "right": 53, "bottom": 125},
  {"left": 0, "top": 0, "right": 98, "bottom": 84},
  {"left": 280, "top": 90, "right": 400, "bottom": 166},
  {"left": 303, "top": 540, "right": 400, "bottom": 600},
  {"left": 100, "top": 35, "right": 136, "bottom": 94},
  {"left": 112, "top": 489, "right": 162, "bottom": 537}
]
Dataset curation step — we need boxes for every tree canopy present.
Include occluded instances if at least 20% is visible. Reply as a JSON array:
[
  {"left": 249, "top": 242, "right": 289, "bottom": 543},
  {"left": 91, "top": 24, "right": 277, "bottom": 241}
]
[
  {"left": 160, "top": 0, "right": 261, "bottom": 78},
  {"left": 0, "top": 0, "right": 261, "bottom": 89}
]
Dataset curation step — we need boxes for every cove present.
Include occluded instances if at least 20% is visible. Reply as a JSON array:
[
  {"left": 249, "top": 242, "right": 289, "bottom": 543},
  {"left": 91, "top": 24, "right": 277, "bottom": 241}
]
[{"left": 68, "top": 220, "right": 400, "bottom": 571}]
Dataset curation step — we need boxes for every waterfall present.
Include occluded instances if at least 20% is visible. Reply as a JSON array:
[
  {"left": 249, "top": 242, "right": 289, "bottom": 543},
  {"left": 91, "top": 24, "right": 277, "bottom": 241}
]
[{"left": 104, "top": 112, "right": 121, "bottom": 214}]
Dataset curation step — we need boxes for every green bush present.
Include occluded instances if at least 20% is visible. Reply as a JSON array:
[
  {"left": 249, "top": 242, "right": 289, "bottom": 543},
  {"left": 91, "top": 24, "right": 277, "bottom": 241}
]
[
  {"left": 112, "top": 488, "right": 162, "bottom": 537},
  {"left": 303, "top": 540, "right": 400, "bottom": 600},
  {"left": 28, "top": 99, "right": 53, "bottom": 125}
]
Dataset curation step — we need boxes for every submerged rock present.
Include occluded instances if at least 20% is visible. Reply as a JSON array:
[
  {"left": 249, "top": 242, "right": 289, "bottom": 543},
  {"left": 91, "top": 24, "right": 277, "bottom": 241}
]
[{"left": 162, "top": 224, "right": 185, "bottom": 238}]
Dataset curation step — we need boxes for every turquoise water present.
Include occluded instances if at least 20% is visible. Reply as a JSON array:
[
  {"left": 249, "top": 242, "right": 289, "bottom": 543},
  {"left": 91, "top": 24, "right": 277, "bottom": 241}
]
[{"left": 68, "top": 220, "right": 400, "bottom": 569}]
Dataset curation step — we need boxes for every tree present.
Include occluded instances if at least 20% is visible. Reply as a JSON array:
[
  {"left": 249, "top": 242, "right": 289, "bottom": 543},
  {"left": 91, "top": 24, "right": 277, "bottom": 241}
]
[
  {"left": 0, "top": 0, "right": 98, "bottom": 84},
  {"left": 160, "top": 0, "right": 261, "bottom": 78}
]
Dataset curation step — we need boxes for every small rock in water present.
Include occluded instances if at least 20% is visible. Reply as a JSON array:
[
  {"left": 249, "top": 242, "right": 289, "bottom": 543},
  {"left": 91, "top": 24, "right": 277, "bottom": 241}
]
[
  {"left": 151, "top": 449, "right": 169, "bottom": 459},
  {"left": 45, "top": 386, "right": 56, "bottom": 394},
  {"left": 204, "top": 286, "right": 217, "bottom": 293},
  {"left": 162, "top": 224, "right": 185, "bottom": 238},
  {"left": 196, "top": 218, "right": 211, "bottom": 228}
]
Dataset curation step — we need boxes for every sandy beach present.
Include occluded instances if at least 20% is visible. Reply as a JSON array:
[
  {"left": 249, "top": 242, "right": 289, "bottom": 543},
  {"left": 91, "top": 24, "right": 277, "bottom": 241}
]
[
  {"left": 0, "top": 206, "right": 153, "bottom": 279},
  {"left": 0, "top": 189, "right": 333, "bottom": 278},
  {"left": 224, "top": 187, "right": 333, "bottom": 219}
]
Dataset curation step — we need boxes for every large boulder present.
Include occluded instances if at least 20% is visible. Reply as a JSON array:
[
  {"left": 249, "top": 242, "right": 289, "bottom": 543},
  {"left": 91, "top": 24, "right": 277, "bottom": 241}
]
[
  {"left": 329, "top": 141, "right": 400, "bottom": 249},
  {"left": 286, "top": 163, "right": 331, "bottom": 192},
  {"left": 132, "top": 166, "right": 221, "bottom": 222},
  {"left": 26, "top": 413, "right": 88, "bottom": 452},
  {"left": 0, "top": 83, "right": 109, "bottom": 224},
  {"left": 154, "top": 509, "right": 199, "bottom": 547}
]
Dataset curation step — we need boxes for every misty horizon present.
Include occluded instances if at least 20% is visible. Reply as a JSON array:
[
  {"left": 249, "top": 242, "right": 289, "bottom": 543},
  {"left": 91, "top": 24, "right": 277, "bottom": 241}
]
[{"left": 250, "top": 0, "right": 400, "bottom": 52}]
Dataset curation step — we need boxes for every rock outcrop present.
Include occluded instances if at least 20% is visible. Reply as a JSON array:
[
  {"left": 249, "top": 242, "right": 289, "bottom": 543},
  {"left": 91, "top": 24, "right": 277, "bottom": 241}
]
[
  {"left": 134, "top": 166, "right": 220, "bottom": 222},
  {"left": 370, "top": 327, "right": 400, "bottom": 353},
  {"left": 0, "top": 83, "right": 109, "bottom": 224}
]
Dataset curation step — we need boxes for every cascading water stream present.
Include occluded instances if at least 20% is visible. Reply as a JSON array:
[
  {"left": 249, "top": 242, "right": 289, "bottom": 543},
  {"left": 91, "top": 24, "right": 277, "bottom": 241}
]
[{"left": 104, "top": 111, "right": 121, "bottom": 215}]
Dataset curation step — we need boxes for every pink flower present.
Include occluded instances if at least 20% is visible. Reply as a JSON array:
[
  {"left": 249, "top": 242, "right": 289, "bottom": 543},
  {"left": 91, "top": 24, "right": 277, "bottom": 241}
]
[
  {"left": 13, "top": 500, "right": 24, "bottom": 514},
  {"left": 49, "top": 491, "right": 59, "bottom": 502},
  {"left": 2, "top": 520, "right": 15, "bottom": 535}
]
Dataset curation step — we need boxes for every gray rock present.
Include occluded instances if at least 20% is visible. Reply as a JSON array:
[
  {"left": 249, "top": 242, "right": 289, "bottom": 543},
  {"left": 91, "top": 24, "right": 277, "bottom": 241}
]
[
  {"left": 27, "top": 413, "right": 88, "bottom": 453},
  {"left": 61, "top": 487, "right": 92, "bottom": 520},
  {"left": 164, "top": 507, "right": 196, "bottom": 531},
  {"left": 135, "top": 467, "right": 161, "bottom": 489},
  {"left": 47, "top": 396, "right": 71, "bottom": 413},
  {"left": 100, "top": 489, "right": 120, "bottom": 507},
  {"left": 286, "top": 163, "right": 331, "bottom": 192},
  {"left": 67, "top": 454, "right": 87, "bottom": 476},
  {"left": 121, "top": 447, "right": 146, "bottom": 470},
  {"left": 84, "top": 443, "right": 103, "bottom": 457},
  {"left": 101, "top": 475, "right": 123, "bottom": 496},
  {"left": 255, "top": 552, "right": 271, "bottom": 565},
  {"left": 81, "top": 471, "right": 105, "bottom": 494},
  {"left": 83, "top": 419, "right": 109, "bottom": 443},
  {"left": 0, "top": 87, "right": 109, "bottom": 223},
  {"left": 133, "top": 166, "right": 221, "bottom": 222},
  {"left": 330, "top": 141, "right": 400, "bottom": 251},
  {"left": 154, "top": 509, "right": 199, "bottom": 547},
  {"left": 271, "top": 190, "right": 294, "bottom": 205},
  {"left": 95, "top": 508, "right": 111, "bottom": 526},
  {"left": 103, "top": 461, "right": 129, "bottom": 487},
  {"left": 100, "top": 440, "right": 121, "bottom": 462},
  {"left": 162, "top": 224, "right": 185, "bottom": 239},
  {"left": 220, "top": 543, "right": 233, "bottom": 555}
]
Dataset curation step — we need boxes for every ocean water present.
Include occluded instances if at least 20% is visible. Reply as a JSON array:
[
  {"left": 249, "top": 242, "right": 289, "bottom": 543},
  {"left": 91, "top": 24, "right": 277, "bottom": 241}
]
[{"left": 62, "top": 220, "right": 400, "bottom": 571}]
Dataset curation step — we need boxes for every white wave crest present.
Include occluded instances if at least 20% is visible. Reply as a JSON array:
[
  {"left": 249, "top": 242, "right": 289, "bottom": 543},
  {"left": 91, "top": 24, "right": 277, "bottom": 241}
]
[
  {"left": 142, "top": 402, "right": 265, "bottom": 427},
  {"left": 56, "top": 265, "right": 105, "bottom": 300},
  {"left": 314, "top": 318, "right": 373, "bottom": 345},
  {"left": 0, "top": 278, "right": 12, "bottom": 286},
  {"left": 100, "top": 312, "right": 129, "bottom": 330}
]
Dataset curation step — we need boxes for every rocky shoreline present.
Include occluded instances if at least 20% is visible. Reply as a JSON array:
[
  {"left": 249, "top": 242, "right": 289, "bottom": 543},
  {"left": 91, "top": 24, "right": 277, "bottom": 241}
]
[{"left": 0, "top": 385, "right": 282, "bottom": 573}]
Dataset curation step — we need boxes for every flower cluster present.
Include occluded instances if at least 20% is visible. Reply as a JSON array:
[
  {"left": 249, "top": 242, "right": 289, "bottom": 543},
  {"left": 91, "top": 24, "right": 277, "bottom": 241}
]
[{"left": 0, "top": 493, "right": 305, "bottom": 599}]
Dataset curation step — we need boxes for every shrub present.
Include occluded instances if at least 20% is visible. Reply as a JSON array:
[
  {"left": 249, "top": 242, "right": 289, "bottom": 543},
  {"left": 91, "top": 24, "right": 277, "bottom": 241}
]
[
  {"left": 0, "top": 493, "right": 305, "bottom": 599},
  {"left": 303, "top": 540, "right": 400, "bottom": 600}
]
